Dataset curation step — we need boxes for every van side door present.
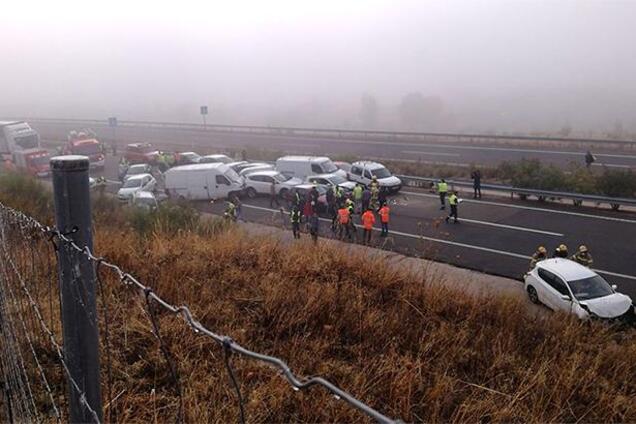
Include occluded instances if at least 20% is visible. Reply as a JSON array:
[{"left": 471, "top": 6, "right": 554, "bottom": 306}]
[
  {"left": 349, "top": 165, "right": 363, "bottom": 184},
  {"left": 211, "top": 174, "right": 232, "bottom": 199}
]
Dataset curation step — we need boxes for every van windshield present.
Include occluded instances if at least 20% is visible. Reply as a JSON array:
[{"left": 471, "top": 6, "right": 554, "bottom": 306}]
[
  {"left": 371, "top": 167, "right": 392, "bottom": 179},
  {"left": 320, "top": 160, "right": 338, "bottom": 173}
]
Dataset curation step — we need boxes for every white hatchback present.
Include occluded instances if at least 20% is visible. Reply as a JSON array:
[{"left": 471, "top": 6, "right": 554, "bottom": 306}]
[
  {"left": 117, "top": 173, "right": 157, "bottom": 202},
  {"left": 525, "top": 258, "right": 634, "bottom": 320},
  {"left": 244, "top": 170, "right": 302, "bottom": 198}
]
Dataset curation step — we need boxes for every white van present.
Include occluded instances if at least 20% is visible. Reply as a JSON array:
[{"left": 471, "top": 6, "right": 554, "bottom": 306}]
[
  {"left": 164, "top": 163, "right": 245, "bottom": 200},
  {"left": 275, "top": 155, "right": 346, "bottom": 180}
]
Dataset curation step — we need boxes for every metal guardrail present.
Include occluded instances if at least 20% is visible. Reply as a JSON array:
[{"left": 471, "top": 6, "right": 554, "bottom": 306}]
[
  {"left": 396, "top": 174, "right": 636, "bottom": 211},
  {"left": 10, "top": 117, "right": 636, "bottom": 147}
]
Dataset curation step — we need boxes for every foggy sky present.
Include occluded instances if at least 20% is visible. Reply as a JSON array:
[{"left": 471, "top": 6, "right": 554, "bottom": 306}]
[{"left": 1, "top": 0, "right": 635, "bottom": 133}]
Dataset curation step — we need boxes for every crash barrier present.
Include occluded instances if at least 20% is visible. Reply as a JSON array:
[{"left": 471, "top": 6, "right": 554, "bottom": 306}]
[
  {"left": 397, "top": 174, "right": 636, "bottom": 211},
  {"left": 10, "top": 117, "right": 636, "bottom": 147},
  {"left": 0, "top": 158, "right": 398, "bottom": 423}
]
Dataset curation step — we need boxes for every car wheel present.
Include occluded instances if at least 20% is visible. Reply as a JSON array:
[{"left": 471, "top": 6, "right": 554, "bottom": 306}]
[
  {"left": 246, "top": 187, "right": 257, "bottom": 198},
  {"left": 527, "top": 286, "right": 540, "bottom": 304}
]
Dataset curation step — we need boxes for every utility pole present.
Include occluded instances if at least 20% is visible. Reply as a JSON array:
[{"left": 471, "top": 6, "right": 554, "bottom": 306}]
[
  {"left": 108, "top": 117, "right": 118, "bottom": 155},
  {"left": 50, "top": 155, "right": 103, "bottom": 423}
]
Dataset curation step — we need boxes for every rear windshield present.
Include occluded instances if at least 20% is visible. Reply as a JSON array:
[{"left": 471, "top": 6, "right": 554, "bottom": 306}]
[
  {"left": 568, "top": 275, "right": 614, "bottom": 301},
  {"left": 123, "top": 179, "right": 143, "bottom": 188},
  {"left": 73, "top": 143, "right": 101, "bottom": 155},
  {"left": 225, "top": 169, "right": 242, "bottom": 183}
]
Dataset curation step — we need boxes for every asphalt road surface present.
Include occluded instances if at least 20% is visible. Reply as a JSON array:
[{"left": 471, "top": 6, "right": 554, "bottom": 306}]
[
  {"left": 89, "top": 153, "right": 636, "bottom": 301},
  {"left": 33, "top": 121, "right": 636, "bottom": 169}
]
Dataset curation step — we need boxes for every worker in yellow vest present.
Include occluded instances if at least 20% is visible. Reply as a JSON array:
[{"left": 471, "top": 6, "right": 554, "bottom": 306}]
[
  {"left": 437, "top": 179, "right": 448, "bottom": 210},
  {"left": 445, "top": 191, "right": 460, "bottom": 223}
]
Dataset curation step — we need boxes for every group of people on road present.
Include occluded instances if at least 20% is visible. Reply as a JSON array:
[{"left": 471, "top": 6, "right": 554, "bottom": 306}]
[
  {"left": 529, "top": 243, "right": 594, "bottom": 270},
  {"left": 283, "top": 176, "right": 392, "bottom": 245}
]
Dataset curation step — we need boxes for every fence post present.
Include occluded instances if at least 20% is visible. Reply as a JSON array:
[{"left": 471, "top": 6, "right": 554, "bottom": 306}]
[{"left": 50, "top": 155, "right": 103, "bottom": 423}]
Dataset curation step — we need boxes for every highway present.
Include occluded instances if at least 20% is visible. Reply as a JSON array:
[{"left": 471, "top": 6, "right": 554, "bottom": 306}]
[
  {"left": 31, "top": 120, "right": 636, "bottom": 169},
  {"left": 90, "top": 153, "right": 636, "bottom": 301}
]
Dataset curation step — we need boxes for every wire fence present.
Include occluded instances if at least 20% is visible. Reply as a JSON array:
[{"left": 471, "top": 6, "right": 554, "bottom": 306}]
[{"left": 0, "top": 201, "right": 398, "bottom": 423}]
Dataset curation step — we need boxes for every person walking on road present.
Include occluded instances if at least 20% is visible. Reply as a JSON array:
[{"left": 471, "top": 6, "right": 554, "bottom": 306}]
[
  {"left": 438, "top": 179, "right": 448, "bottom": 210},
  {"left": 445, "top": 191, "right": 460, "bottom": 223},
  {"left": 362, "top": 187, "right": 371, "bottom": 212},
  {"left": 224, "top": 201, "right": 237, "bottom": 222},
  {"left": 353, "top": 183, "right": 363, "bottom": 214},
  {"left": 361, "top": 208, "right": 375, "bottom": 245},
  {"left": 553, "top": 244, "right": 568, "bottom": 258},
  {"left": 291, "top": 207, "right": 302, "bottom": 239},
  {"left": 309, "top": 211, "right": 320, "bottom": 243},
  {"left": 471, "top": 169, "right": 482, "bottom": 199},
  {"left": 270, "top": 181, "right": 280, "bottom": 208},
  {"left": 337, "top": 205, "right": 352, "bottom": 240},
  {"left": 571, "top": 245, "right": 593, "bottom": 267},
  {"left": 378, "top": 202, "right": 390, "bottom": 237},
  {"left": 529, "top": 246, "right": 548, "bottom": 270},
  {"left": 585, "top": 150, "right": 596, "bottom": 168}
]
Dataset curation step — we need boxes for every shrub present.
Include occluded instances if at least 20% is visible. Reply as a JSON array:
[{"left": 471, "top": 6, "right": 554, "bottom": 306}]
[{"left": 597, "top": 169, "right": 636, "bottom": 198}]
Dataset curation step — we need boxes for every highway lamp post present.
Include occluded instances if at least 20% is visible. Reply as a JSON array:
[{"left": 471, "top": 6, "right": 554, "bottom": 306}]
[
  {"left": 199, "top": 105, "right": 208, "bottom": 150},
  {"left": 108, "top": 116, "right": 118, "bottom": 155}
]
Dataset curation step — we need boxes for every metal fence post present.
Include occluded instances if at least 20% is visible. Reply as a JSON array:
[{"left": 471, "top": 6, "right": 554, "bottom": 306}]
[{"left": 50, "top": 155, "right": 103, "bottom": 423}]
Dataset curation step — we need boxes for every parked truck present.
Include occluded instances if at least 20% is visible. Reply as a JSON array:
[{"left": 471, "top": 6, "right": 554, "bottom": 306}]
[
  {"left": 0, "top": 121, "right": 40, "bottom": 158},
  {"left": 63, "top": 130, "right": 105, "bottom": 168},
  {"left": 12, "top": 148, "right": 51, "bottom": 177}
]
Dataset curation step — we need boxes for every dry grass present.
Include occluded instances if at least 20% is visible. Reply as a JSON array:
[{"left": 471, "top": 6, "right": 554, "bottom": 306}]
[
  {"left": 92, "top": 228, "right": 636, "bottom": 423},
  {"left": 2, "top": 173, "right": 636, "bottom": 423}
]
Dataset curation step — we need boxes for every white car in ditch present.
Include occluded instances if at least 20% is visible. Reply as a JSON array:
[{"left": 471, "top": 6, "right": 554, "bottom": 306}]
[{"left": 525, "top": 258, "right": 634, "bottom": 320}]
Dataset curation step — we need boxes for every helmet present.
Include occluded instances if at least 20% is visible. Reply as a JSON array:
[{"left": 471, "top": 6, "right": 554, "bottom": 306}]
[
  {"left": 557, "top": 244, "right": 568, "bottom": 252},
  {"left": 538, "top": 246, "right": 547, "bottom": 254},
  {"left": 372, "top": 175, "right": 377, "bottom": 180},
  {"left": 579, "top": 245, "right": 588, "bottom": 253}
]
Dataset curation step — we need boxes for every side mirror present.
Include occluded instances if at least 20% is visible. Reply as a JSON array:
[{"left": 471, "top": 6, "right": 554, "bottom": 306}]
[
  {"left": 560, "top": 294, "right": 571, "bottom": 301},
  {"left": 611, "top": 284, "right": 618, "bottom": 290}
]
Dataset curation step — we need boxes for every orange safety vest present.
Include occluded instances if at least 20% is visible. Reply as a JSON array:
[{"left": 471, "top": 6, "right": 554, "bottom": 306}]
[
  {"left": 338, "top": 208, "right": 350, "bottom": 224},
  {"left": 378, "top": 206, "right": 390, "bottom": 223},
  {"left": 361, "top": 211, "right": 375, "bottom": 229}
]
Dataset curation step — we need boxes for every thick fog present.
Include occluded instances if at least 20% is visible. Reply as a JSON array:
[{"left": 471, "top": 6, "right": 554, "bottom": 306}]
[{"left": 1, "top": 0, "right": 635, "bottom": 134}]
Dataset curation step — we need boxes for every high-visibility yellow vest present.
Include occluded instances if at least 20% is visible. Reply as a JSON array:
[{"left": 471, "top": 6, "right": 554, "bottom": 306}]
[
  {"left": 449, "top": 194, "right": 458, "bottom": 205},
  {"left": 438, "top": 182, "right": 448, "bottom": 193}
]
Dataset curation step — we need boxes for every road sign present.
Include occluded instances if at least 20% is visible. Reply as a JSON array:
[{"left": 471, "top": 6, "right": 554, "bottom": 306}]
[
  {"left": 200, "top": 106, "right": 208, "bottom": 115},
  {"left": 108, "top": 117, "right": 118, "bottom": 127}
]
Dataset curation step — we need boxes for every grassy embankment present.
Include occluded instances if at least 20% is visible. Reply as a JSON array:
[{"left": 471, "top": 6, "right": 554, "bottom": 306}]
[{"left": 1, "top": 172, "right": 635, "bottom": 423}]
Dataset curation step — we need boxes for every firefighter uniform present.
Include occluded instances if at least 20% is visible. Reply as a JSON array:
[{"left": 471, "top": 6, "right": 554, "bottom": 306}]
[{"left": 571, "top": 245, "right": 593, "bottom": 267}]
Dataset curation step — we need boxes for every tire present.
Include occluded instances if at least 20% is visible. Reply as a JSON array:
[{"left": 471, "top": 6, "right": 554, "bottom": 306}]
[
  {"left": 246, "top": 187, "right": 257, "bottom": 198},
  {"left": 527, "top": 286, "right": 540, "bottom": 304}
]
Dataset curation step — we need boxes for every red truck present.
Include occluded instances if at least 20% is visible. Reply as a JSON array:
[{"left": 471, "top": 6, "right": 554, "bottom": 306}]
[
  {"left": 63, "top": 130, "right": 105, "bottom": 169},
  {"left": 12, "top": 148, "right": 51, "bottom": 177},
  {"left": 124, "top": 143, "right": 160, "bottom": 164}
]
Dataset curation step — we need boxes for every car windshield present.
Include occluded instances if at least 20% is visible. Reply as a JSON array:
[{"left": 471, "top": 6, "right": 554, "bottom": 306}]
[
  {"left": 123, "top": 179, "right": 143, "bottom": 188},
  {"left": 225, "top": 170, "right": 242, "bottom": 183},
  {"left": 568, "top": 275, "right": 614, "bottom": 301},
  {"left": 274, "top": 173, "right": 290, "bottom": 182},
  {"left": 371, "top": 167, "right": 392, "bottom": 178},
  {"left": 128, "top": 166, "right": 147, "bottom": 174},
  {"left": 73, "top": 143, "right": 101, "bottom": 155},
  {"left": 327, "top": 175, "right": 347, "bottom": 184},
  {"left": 320, "top": 160, "right": 338, "bottom": 173}
]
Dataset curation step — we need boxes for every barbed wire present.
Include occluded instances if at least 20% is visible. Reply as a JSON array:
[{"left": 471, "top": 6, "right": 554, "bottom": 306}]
[
  {"left": 0, "top": 202, "right": 398, "bottom": 424},
  {"left": 0, "top": 207, "right": 102, "bottom": 424}
]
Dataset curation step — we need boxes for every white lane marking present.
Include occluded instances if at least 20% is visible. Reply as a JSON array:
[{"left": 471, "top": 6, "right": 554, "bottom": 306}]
[
  {"left": 240, "top": 204, "right": 636, "bottom": 281},
  {"left": 398, "top": 151, "right": 460, "bottom": 157},
  {"left": 592, "top": 163, "right": 631, "bottom": 169},
  {"left": 404, "top": 145, "right": 636, "bottom": 159},
  {"left": 401, "top": 191, "right": 636, "bottom": 224},
  {"left": 457, "top": 218, "right": 563, "bottom": 236},
  {"left": 594, "top": 269, "right": 636, "bottom": 281}
]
